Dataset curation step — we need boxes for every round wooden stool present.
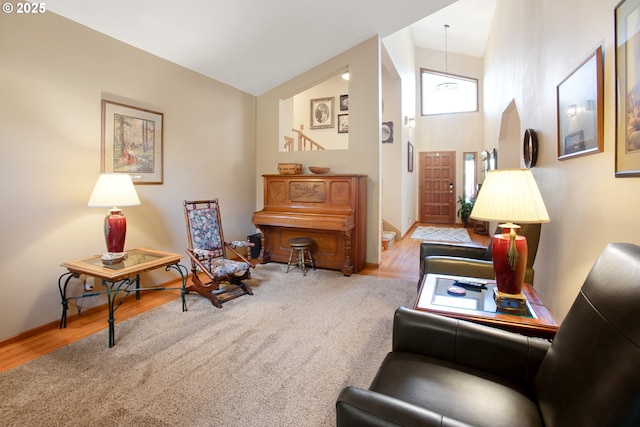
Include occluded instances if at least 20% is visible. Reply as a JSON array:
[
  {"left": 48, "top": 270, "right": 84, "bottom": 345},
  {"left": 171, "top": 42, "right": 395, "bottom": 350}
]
[{"left": 286, "top": 237, "right": 315, "bottom": 276}]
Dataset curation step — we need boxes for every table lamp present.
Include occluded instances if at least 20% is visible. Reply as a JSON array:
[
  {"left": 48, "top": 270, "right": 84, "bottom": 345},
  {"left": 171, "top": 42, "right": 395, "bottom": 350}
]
[
  {"left": 88, "top": 173, "right": 140, "bottom": 254},
  {"left": 470, "top": 169, "right": 550, "bottom": 307}
]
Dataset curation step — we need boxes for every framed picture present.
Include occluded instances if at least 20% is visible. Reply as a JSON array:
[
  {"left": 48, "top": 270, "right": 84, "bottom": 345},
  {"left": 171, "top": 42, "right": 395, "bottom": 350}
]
[
  {"left": 338, "top": 114, "right": 349, "bottom": 133},
  {"left": 381, "top": 121, "right": 393, "bottom": 143},
  {"left": 616, "top": 0, "right": 640, "bottom": 176},
  {"left": 102, "top": 100, "right": 163, "bottom": 184},
  {"left": 340, "top": 94, "right": 349, "bottom": 111},
  {"left": 310, "top": 97, "right": 334, "bottom": 129},
  {"left": 408, "top": 141, "right": 414, "bottom": 172},
  {"left": 556, "top": 46, "right": 603, "bottom": 160}
]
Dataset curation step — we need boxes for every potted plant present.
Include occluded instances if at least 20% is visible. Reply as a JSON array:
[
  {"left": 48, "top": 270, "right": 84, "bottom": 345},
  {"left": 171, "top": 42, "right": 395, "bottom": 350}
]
[{"left": 457, "top": 196, "right": 474, "bottom": 227}]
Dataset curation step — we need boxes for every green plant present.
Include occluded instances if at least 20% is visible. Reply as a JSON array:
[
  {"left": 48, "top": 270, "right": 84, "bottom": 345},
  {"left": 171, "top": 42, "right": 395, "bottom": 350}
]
[{"left": 457, "top": 196, "right": 474, "bottom": 226}]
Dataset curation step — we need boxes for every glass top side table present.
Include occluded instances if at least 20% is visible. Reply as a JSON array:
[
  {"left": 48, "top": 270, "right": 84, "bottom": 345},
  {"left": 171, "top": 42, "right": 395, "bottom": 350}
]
[{"left": 59, "top": 247, "right": 188, "bottom": 347}]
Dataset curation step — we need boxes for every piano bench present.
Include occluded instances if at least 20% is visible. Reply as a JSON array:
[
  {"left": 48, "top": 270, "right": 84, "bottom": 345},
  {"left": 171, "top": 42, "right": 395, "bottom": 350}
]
[{"left": 286, "top": 237, "right": 316, "bottom": 276}]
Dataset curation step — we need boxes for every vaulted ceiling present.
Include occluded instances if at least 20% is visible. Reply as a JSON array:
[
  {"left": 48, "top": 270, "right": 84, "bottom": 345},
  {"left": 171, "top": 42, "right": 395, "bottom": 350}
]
[{"left": 47, "top": 0, "right": 496, "bottom": 96}]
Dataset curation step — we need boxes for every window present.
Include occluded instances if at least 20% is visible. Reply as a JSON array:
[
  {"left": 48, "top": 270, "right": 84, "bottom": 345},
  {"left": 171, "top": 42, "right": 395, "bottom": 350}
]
[{"left": 420, "top": 68, "right": 478, "bottom": 116}]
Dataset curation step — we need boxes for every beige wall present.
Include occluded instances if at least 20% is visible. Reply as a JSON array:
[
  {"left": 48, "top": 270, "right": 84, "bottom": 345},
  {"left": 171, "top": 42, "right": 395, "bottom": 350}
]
[
  {"left": 414, "top": 48, "right": 486, "bottom": 223},
  {"left": 256, "top": 37, "right": 382, "bottom": 265},
  {"left": 0, "top": 12, "right": 257, "bottom": 341},
  {"left": 381, "top": 29, "right": 419, "bottom": 237},
  {"left": 485, "top": 0, "right": 640, "bottom": 321}
]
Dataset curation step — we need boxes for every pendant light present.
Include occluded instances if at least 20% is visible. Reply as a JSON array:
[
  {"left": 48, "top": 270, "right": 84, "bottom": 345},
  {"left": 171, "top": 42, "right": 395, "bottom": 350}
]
[{"left": 437, "top": 24, "right": 458, "bottom": 91}]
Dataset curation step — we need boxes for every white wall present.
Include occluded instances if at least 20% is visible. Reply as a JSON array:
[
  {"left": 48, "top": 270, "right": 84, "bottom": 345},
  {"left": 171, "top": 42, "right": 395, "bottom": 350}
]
[
  {"left": 0, "top": 12, "right": 257, "bottom": 341},
  {"left": 256, "top": 37, "right": 382, "bottom": 265},
  {"left": 485, "top": 0, "right": 640, "bottom": 321}
]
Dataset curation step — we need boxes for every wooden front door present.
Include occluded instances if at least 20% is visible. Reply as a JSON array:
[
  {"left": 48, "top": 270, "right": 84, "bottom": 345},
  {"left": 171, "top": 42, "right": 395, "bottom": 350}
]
[{"left": 419, "top": 151, "right": 456, "bottom": 224}]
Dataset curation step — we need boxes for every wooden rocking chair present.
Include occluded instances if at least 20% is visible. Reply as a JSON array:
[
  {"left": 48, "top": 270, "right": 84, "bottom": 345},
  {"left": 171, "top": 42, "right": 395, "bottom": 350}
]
[{"left": 183, "top": 199, "right": 254, "bottom": 308}]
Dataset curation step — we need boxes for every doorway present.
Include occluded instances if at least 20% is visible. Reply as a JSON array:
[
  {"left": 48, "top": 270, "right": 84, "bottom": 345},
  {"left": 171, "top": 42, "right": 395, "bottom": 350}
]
[{"left": 418, "top": 151, "right": 456, "bottom": 224}]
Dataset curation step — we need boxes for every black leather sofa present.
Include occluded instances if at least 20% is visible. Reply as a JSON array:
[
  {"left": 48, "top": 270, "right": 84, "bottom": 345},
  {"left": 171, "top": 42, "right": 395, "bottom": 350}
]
[
  {"left": 337, "top": 242, "right": 640, "bottom": 426},
  {"left": 418, "top": 223, "right": 541, "bottom": 290}
]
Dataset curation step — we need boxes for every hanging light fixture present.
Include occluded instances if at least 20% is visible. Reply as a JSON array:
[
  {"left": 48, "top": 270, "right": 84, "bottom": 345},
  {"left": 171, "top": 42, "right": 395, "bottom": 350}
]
[{"left": 437, "top": 24, "right": 458, "bottom": 91}]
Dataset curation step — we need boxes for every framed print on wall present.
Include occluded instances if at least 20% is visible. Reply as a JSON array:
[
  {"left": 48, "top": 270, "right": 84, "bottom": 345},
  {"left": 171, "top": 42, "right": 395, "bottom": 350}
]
[
  {"left": 338, "top": 114, "right": 349, "bottom": 133},
  {"left": 408, "top": 141, "right": 414, "bottom": 172},
  {"left": 381, "top": 121, "right": 393, "bottom": 143},
  {"left": 556, "top": 46, "right": 604, "bottom": 160},
  {"left": 340, "top": 94, "right": 349, "bottom": 111},
  {"left": 102, "top": 100, "right": 163, "bottom": 184},
  {"left": 616, "top": 0, "right": 640, "bottom": 176},
  {"left": 310, "top": 97, "right": 334, "bottom": 129}
]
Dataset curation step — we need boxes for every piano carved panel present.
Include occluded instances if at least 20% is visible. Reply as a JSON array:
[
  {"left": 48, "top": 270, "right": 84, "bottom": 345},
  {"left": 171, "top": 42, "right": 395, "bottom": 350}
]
[
  {"left": 290, "top": 181, "right": 326, "bottom": 203},
  {"left": 252, "top": 174, "right": 367, "bottom": 275}
]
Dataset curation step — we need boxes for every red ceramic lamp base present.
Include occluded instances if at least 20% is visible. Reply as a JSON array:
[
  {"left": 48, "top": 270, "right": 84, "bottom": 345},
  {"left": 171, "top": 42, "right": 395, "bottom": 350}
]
[
  {"left": 104, "top": 208, "right": 127, "bottom": 253},
  {"left": 491, "top": 225, "right": 527, "bottom": 297}
]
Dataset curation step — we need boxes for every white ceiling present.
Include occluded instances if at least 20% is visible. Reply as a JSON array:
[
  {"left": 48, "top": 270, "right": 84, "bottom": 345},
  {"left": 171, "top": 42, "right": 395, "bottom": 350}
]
[{"left": 46, "top": 0, "right": 496, "bottom": 96}]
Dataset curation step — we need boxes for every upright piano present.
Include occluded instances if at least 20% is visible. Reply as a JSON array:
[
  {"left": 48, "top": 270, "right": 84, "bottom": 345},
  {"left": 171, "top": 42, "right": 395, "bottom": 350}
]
[{"left": 252, "top": 174, "right": 367, "bottom": 275}]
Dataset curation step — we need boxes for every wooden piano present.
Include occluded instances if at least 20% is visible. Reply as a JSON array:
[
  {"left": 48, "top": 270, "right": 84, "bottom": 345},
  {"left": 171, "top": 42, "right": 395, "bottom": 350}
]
[{"left": 252, "top": 174, "right": 367, "bottom": 275}]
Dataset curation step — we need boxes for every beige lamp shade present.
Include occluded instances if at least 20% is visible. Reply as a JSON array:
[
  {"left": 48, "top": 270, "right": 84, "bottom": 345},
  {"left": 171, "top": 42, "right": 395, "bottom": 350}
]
[
  {"left": 470, "top": 169, "right": 550, "bottom": 224},
  {"left": 88, "top": 173, "right": 140, "bottom": 208}
]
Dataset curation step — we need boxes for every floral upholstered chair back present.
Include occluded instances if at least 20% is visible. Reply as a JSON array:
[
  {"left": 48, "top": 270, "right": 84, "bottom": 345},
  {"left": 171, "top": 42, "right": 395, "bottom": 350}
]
[{"left": 185, "top": 200, "right": 226, "bottom": 259}]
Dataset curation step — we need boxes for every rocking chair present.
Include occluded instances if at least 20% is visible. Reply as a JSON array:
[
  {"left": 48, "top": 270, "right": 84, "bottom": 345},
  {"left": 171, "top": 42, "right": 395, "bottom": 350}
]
[{"left": 183, "top": 199, "right": 254, "bottom": 308}]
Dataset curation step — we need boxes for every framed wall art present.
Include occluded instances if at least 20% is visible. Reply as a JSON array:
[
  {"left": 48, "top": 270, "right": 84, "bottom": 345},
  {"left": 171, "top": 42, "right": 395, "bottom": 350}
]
[
  {"left": 340, "top": 94, "right": 349, "bottom": 111},
  {"left": 310, "top": 97, "right": 334, "bottom": 129},
  {"left": 102, "top": 100, "right": 163, "bottom": 184},
  {"left": 381, "top": 121, "right": 393, "bottom": 143},
  {"left": 338, "top": 114, "right": 349, "bottom": 133},
  {"left": 408, "top": 141, "right": 414, "bottom": 172},
  {"left": 556, "top": 46, "right": 603, "bottom": 160},
  {"left": 615, "top": 0, "right": 640, "bottom": 176}
]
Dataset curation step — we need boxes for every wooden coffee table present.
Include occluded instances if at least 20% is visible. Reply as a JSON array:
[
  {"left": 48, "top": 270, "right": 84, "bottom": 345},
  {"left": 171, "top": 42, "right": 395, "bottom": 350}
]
[{"left": 415, "top": 273, "right": 558, "bottom": 339}]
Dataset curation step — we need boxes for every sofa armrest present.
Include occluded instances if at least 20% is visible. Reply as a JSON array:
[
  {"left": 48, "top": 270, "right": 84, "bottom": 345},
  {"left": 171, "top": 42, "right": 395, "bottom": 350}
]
[
  {"left": 392, "top": 307, "right": 550, "bottom": 387},
  {"left": 421, "top": 256, "right": 497, "bottom": 281},
  {"left": 336, "top": 386, "right": 472, "bottom": 427},
  {"left": 420, "top": 242, "right": 488, "bottom": 260}
]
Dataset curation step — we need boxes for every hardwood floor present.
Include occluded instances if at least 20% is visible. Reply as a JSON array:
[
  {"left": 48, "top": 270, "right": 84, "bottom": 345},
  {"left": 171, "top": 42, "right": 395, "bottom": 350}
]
[{"left": 0, "top": 223, "right": 490, "bottom": 373}]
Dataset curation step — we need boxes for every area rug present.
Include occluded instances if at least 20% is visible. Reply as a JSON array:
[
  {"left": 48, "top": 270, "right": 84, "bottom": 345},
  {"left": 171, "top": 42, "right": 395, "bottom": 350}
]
[
  {"left": 410, "top": 226, "right": 472, "bottom": 243},
  {"left": 0, "top": 264, "right": 416, "bottom": 427}
]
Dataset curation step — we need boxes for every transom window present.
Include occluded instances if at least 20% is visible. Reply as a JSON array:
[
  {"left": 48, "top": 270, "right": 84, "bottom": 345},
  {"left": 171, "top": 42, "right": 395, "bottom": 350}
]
[{"left": 420, "top": 68, "right": 478, "bottom": 116}]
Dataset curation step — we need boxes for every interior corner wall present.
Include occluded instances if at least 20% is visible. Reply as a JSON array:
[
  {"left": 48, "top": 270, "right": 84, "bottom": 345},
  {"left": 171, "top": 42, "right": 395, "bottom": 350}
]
[
  {"left": 484, "top": 0, "right": 639, "bottom": 321},
  {"left": 381, "top": 29, "right": 419, "bottom": 237},
  {"left": 256, "top": 36, "right": 382, "bottom": 265},
  {"left": 0, "top": 12, "right": 256, "bottom": 341}
]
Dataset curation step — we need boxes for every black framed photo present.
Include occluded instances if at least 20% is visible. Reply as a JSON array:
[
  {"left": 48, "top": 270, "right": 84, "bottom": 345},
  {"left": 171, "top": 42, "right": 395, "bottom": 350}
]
[
  {"left": 556, "top": 46, "right": 603, "bottom": 160},
  {"left": 408, "top": 141, "right": 414, "bottom": 172},
  {"left": 310, "top": 97, "right": 334, "bottom": 129},
  {"left": 338, "top": 114, "right": 348, "bottom": 133},
  {"left": 340, "top": 94, "right": 349, "bottom": 111},
  {"left": 381, "top": 121, "right": 393, "bottom": 143},
  {"left": 616, "top": 0, "right": 640, "bottom": 176}
]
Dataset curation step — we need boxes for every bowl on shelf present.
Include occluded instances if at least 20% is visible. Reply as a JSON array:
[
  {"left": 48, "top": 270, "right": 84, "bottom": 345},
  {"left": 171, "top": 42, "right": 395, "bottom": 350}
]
[
  {"left": 277, "top": 163, "right": 302, "bottom": 175},
  {"left": 308, "top": 166, "right": 331, "bottom": 174}
]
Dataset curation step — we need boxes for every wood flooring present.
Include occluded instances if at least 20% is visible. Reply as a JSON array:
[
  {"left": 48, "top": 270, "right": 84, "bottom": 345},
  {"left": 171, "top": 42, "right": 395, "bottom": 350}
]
[{"left": 0, "top": 223, "right": 490, "bottom": 373}]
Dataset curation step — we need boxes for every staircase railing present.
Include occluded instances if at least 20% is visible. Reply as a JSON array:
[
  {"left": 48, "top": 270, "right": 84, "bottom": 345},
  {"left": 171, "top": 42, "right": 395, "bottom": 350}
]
[{"left": 283, "top": 125, "right": 326, "bottom": 151}]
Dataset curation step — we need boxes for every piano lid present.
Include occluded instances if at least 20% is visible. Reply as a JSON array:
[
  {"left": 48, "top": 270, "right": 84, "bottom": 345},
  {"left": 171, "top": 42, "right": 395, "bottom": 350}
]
[{"left": 252, "top": 210, "right": 354, "bottom": 231}]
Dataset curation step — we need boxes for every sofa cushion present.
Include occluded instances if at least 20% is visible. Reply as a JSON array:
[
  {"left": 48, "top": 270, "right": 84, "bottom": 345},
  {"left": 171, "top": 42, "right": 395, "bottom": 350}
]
[{"left": 369, "top": 352, "right": 543, "bottom": 427}]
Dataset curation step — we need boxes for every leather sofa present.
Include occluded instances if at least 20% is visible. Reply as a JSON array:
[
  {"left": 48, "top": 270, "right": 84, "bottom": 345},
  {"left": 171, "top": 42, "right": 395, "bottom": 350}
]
[
  {"left": 419, "top": 223, "right": 541, "bottom": 289},
  {"left": 337, "top": 243, "right": 640, "bottom": 426}
]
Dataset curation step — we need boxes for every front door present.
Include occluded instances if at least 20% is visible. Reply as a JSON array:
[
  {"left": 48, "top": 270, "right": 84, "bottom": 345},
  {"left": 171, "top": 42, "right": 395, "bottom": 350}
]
[{"left": 419, "top": 151, "right": 456, "bottom": 224}]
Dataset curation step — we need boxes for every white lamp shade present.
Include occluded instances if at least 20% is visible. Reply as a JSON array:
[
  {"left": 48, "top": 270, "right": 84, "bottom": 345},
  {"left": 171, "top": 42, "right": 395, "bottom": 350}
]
[
  {"left": 470, "top": 169, "right": 550, "bottom": 224},
  {"left": 87, "top": 173, "right": 140, "bottom": 208}
]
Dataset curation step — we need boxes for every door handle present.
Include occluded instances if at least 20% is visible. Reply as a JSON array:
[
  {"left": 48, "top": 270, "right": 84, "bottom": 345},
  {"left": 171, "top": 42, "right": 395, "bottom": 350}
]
[{"left": 449, "top": 182, "right": 453, "bottom": 193}]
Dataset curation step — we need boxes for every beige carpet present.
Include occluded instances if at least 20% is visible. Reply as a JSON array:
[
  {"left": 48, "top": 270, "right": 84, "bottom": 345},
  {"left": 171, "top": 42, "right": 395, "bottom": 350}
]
[
  {"left": 410, "top": 226, "right": 472, "bottom": 243},
  {"left": 0, "top": 264, "right": 416, "bottom": 426}
]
